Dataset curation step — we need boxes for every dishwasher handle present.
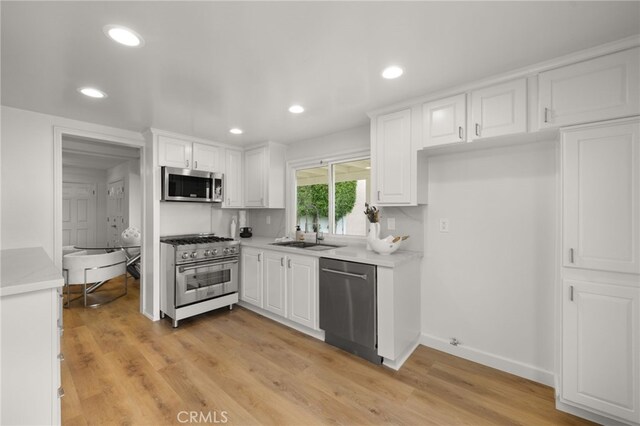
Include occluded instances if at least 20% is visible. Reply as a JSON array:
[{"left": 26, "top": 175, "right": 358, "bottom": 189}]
[{"left": 321, "top": 267, "right": 367, "bottom": 280}]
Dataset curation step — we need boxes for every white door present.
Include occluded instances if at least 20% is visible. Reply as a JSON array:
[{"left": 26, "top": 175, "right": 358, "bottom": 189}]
[
  {"left": 423, "top": 94, "right": 466, "bottom": 147},
  {"left": 470, "top": 79, "right": 527, "bottom": 140},
  {"left": 263, "top": 251, "right": 286, "bottom": 317},
  {"left": 244, "top": 147, "right": 266, "bottom": 207},
  {"left": 287, "top": 254, "right": 317, "bottom": 330},
  {"left": 62, "top": 183, "right": 97, "bottom": 247},
  {"left": 158, "top": 135, "right": 192, "bottom": 169},
  {"left": 539, "top": 48, "right": 640, "bottom": 129},
  {"left": 224, "top": 149, "right": 243, "bottom": 208},
  {"left": 107, "top": 179, "right": 126, "bottom": 247},
  {"left": 562, "top": 280, "right": 640, "bottom": 423},
  {"left": 240, "top": 248, "right": 263, "bottom": 308},
  {"left": 563, "top": 120, "right": 640, "bottom": 274},
  {"left": 193, "top": 143, "right": 222, "bottom": 172},
  {"left": 374, "top": 109, "right": 412, "bottom": 204}
]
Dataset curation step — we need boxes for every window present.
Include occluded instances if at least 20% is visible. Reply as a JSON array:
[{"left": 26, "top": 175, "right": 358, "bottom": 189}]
[{"left": 294, "top": 158, "right": 370, "bottom": 237}]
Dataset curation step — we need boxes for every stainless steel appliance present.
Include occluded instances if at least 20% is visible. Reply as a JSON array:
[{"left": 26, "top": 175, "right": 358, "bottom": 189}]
[
  {"left": 319, "top": 258, "right": 382, "bottom": 364},
  {"left": 160, "top": 233, "right": 239, "bottom": 327},
  {"left": 161, "top": 166, "right": 223, "bottom": 203}
]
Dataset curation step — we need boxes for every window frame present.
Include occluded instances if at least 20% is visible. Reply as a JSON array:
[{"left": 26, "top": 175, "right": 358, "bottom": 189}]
[{"left": 286, "top": 150, "right": 370, "bottom": 242}]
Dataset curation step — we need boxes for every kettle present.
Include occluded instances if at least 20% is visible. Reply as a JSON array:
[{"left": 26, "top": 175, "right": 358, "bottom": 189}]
[{"left": 239, "top": 227, "right": 253, "bottom": 238}]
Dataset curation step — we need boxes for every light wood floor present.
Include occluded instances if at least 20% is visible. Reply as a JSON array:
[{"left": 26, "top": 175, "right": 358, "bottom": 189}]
[{"left": 62, "top": 277, "right": 591, "bottom": 425}]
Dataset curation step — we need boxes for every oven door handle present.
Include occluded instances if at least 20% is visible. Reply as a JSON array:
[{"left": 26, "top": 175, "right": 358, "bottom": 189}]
[{"left": 178, "top": 259, "right": 238, "bottom": 273}]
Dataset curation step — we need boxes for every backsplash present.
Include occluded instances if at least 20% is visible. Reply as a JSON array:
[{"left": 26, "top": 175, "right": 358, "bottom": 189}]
[{"left": 160, "top": 203, "right": 239, "bottom": 237}]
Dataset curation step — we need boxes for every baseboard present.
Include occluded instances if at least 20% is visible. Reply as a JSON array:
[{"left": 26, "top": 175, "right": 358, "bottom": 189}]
[
  {"left": 420, "top": 333, "right": 555, "bottom": 386},
  {"left": 383, "top": 337, "right": 420, "bottom": 371},
  {"left": 556, "top": 400, "right": 635, "bottom": 426},
  {"left": 238, "top": 302, "right": 325, "bottom": 341}
]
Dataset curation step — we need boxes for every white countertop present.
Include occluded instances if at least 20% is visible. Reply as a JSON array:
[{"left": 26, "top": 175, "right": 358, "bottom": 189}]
[
  {"left": 239, "top": 236, "right": 422, "bottom": 268},
  {"left": 0, "top": 247, "right": 64, "bottom": 297}
]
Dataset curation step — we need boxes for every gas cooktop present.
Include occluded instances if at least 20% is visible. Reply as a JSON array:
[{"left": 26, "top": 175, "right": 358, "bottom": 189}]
[{"left": 160, "top": 233, "right": 236, "bottom": 246}]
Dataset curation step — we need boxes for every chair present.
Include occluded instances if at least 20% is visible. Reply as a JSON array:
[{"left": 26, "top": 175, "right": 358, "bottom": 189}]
[{"left": 62, "top": 250, "right": 128, "bottom": 308}]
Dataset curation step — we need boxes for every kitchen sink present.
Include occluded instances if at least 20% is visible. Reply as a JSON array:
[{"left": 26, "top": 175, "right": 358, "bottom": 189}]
[{"left": 270, "top": 241, "right": 342, "bottom": 251}]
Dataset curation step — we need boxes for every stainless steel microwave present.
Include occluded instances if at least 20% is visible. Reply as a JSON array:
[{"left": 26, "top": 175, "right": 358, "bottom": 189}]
[{"left": 161, "top": 167, "right": 223, "bottom": 203}]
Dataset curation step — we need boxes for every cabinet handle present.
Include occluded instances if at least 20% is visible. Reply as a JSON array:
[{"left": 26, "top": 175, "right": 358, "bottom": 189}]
[
  {"left": 227, "top": 198, "right": 231, "bottom": 205},
  {"left": 58, "top": 387, "right": 65, "bottom": 398},
  {"left": 569, "top": 285, "right": 574, "bottom": 302},
  {"left": 186, "top": 159, "right": 189, "bottom": 168},
  {"left": 258, "top": 253, "right": 262, "bottom": 262},
  {"left": 569, "top": 248, "right": 574, "bottom": 263},
  {"left": 475, "top": 123, "right": 480, "bottom": 137},
  {"left": 287, "top": 259, "right": 292, "bottom": 269},
  {"left": 195, "top": 160, "right": 198, "bottom": 169},
  {"left": 544, "top": 107, "right": 549, "bottom": 123},
  {"left": 377, "top": 191, "right": 381, "bottom": 201},
  {"left": 458, "top": 126, "right": 463, "bottom": 140},
  {"left": 281, "top": 257, "right": 284, "bottom": 267},
  {"left": 58, "top": 353, "right": 65, "bottom": 361}
]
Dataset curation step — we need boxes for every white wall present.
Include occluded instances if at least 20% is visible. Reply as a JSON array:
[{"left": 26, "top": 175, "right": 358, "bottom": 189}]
[
  {"left": 286, "top": 125, "right": 370, "bottom": 161},
  {"left": 0, "top": 106, "right": 144, "bottom": 257},
  {"left": 62, "top": 166, "right": 108, "bottom": 245},
  {"left": 421, "top": 140, "right": 557, "bottom": 384}
]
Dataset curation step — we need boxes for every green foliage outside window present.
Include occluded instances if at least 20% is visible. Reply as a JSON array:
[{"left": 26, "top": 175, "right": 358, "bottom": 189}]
[{"left": 297, "top": 181, "right": 357, "bottom": 226}]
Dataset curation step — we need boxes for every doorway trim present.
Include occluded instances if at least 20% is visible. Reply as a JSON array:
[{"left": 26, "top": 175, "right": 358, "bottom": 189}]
[{"left": 53, "top": 126, "right": 150, "bottom": 318}]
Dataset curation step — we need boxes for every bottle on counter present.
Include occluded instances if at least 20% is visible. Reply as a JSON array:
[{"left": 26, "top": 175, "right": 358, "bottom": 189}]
[
  {"left": 295, "top": 225, "right": 304, "bottom": 241},
  {"left": 230, "top": 216, "right": 237, "bottom": 239}
]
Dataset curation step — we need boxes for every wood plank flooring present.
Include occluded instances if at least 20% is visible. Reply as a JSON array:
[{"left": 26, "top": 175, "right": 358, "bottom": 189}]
[{"left": 62, "top": 278, "right": 592, "bottom": 425}]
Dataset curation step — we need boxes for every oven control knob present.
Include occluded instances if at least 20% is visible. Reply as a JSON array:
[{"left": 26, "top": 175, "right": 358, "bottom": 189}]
[
  {"left": 204, "top": 250, "right": 212, "bottom": 257},
  {"left": 212, "top": 249, "right": 218, "bottom": 255},
  {"left": 181, "top": 253, "right": 189, "bottom": 260},
  {"left": 229, "top": 247, "right": 236, "bottom": 254},
  {"left": 223, "top": 247, "right": 230, "bottom": 255},
  {"left": 190, "top": 252, "right": 198, "bottom": 258}
]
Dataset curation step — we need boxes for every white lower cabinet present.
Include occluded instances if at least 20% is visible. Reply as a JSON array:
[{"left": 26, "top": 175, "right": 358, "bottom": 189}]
[
  {"left": 240, "top": 247, "right": 263, "bottom": 308},
  {"left": 287, "top": 254, "right": 318, "bottom": 330},
  {"left": 562, "top": 279, "right": 640, "bottom": 424},
  {"left": 240, "top": 247, "right": 318, "bottom": 331}
]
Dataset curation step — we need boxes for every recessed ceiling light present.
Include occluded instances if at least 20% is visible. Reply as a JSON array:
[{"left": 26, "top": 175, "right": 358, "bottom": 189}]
[
  {"left": 229, "top": 128, "right": 243, "bottom": 135},
  {"left": 104, "top": 25, "right": 144, "bottom": 47},
  {"left": 289, "top": 105, "right": 304, "bottom": 114},
  {"left": 382, "top": 66, "right": 404, "bottom": 79},
  {"left": 78, "top": 87, "right": 107, "bottom": 99}
]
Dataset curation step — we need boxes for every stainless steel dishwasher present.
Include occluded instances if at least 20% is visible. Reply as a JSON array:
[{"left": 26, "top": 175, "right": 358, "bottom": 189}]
[{"left": 319, "top": 258, "right": 382, "bottom": 364}]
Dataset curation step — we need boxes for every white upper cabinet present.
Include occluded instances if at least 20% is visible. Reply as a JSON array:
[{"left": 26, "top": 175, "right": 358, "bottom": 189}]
[
  {"left": 158, "top": 135, "right": 192, "bottom": 169},
  {"left": 539, "top": 48, "right": 640, "bottom": 129},
  {"left": 192, "top": 143, "right": 222, "bottom": 172},
  {"left": 158, "top": 135, "right": 223, "bottom": 172},
  {"left": 372, "top": 109, "right": 413, "bottom": 205},
  {"left": 562, "top": 119, "right": 640, "bottom": 274},
  {"left": 562, "top": 279, "right": 640, "bottom": 424},
  {"left": 243, "top": 142, "right": 285, "bottom": 209},
  {"left": 224, "top": 149, "right": 243, "bottom": 208},
  {"left": 423, "top": 94, "right": 466, "bottom": 147},
  {"left": 470, "top": 78, "right": 527, "bottom": 140}
]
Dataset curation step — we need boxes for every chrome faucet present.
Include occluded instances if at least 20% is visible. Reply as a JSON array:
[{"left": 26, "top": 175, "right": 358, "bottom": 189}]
[{"left": 306, "top": 204, "right": 324, "bottom": 243}]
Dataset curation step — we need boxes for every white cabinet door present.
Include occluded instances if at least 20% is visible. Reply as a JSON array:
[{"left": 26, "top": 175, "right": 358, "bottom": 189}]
[
  {"left": 224, "top": 149, "right": 243, "bottom": 208},
  {"left": 540, "top": 48, "right": 640, "bottom": 129},
  {"left": 263, "top": 251, "right": 286, "bottom": 317},
  {"left": 158, "top": 135, "right": 192, "bottom": 169},
  {"left": 240, "top": 248, "right": 262, "bottom": 308},
  {"left": 470, "top": 79, "right": 527, "bottom": 140},
  {"left": 373, "top": 109, "right": 412, "bottom": 205},
  {"left": 244, "top": 147, "right": 266, "bottom": 207},
  {"left": 193, "top": 143, "right": 222, "bottom": 172},
  {"left": 423, "top": 94, "right": 466, "bottom": 147},
  {"left": 563, "top": 120, "right": 640, "bottom": 274},
  {"left": 562, "top": 280, "right": 640, "bottom": 424},
  {"left": 287, "top": 254, "right": 318, "bottom": 330}
]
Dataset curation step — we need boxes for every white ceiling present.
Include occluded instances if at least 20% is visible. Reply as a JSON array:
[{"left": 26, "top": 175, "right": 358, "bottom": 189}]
[{"left": 2, "top": 2, "right": 639, "bottom": 146}]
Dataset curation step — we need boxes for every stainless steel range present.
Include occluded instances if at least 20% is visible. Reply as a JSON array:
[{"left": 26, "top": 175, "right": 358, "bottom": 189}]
[{"left": 160, "top": 233, "right": 240, "bottom": 327}]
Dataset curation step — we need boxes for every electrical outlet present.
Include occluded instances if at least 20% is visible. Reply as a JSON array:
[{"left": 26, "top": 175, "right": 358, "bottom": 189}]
[
  {"left": 387, "top": 217, "right": 395, "bottom": 231},
  {"left": 266, "top": 215, "right": 271, "bottom": 225},
  {"left": 439, "top": 218, "right": 450, "bottom": 233}
]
